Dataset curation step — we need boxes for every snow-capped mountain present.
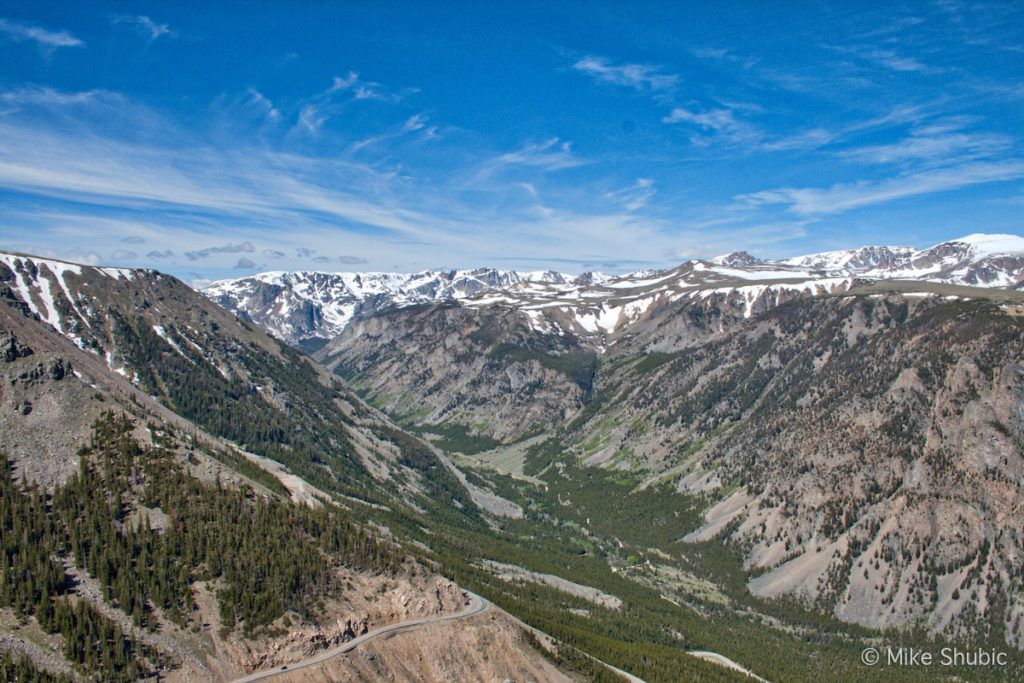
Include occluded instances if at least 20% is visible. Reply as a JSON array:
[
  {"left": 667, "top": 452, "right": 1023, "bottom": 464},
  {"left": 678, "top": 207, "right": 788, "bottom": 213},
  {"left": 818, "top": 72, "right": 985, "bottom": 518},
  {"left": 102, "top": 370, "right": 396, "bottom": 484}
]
[
  {"left": 203, "top": 233, "right": 1024, "bottom": 345},
  {"left": 777, "top": 245, "right": 918, "bottom": 273},
  {"left": 204, "top": 268, "right": 610, "bottom": 346},
  {"left": 770, "top": 233, "right": 1024, "bottom": 286}
]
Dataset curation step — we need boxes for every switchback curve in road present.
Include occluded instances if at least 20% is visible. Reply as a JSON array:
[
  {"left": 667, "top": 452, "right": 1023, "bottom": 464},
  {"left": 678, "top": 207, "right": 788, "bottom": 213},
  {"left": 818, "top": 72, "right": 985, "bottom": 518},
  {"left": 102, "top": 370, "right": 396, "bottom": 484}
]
[{"left": 230, "top": 590, "right": 488, "bottom": 683}]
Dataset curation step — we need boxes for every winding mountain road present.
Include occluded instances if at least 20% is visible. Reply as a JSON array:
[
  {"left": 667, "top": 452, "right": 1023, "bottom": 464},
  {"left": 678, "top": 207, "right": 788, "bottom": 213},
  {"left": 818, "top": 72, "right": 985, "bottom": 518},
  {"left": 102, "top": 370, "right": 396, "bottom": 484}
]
[
  {"left": 230, "top": 589, "right": 767, "bottom": 683},
  {"left": 230, "top": 591, "right": 488, "bottom": 682}
]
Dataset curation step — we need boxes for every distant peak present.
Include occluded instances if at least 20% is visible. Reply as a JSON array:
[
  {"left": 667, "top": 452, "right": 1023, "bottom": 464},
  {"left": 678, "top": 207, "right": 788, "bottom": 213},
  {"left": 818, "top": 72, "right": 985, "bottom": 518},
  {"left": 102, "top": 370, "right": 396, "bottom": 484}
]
[
  {"left": 712, "top": 251, "right": 763, "bottom": 267},
  {"left": 937, "top": 233, "right": 1024, "bottom": 255}
]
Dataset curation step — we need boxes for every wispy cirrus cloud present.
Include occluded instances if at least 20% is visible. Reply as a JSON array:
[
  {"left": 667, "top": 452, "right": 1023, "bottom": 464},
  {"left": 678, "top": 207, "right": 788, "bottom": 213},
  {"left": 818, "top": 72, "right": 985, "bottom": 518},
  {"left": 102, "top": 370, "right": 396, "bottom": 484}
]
[
  {"left": 859, "top": 48, "right": 934, "bottom": 73},
  {"left": 328, "top": 70, "right": 401, "bottom": 102},
  {"left": 839, "top": 128, "right": 1010, "bottom": 166},
  {"left": 605, "top": 178, "right": 656, "bottom": 211},
  {"left": 758, "top": 104, "right": 940, "bottom": 154},
  {"left": 350, "top": 112, "right": 436, "bottom": 151},
  {"left": 573, "top": 56, "right": 679, "bottom": 93},
  {"left": 759, "top": 128, "right": 835, "bottom": 151},
  {"left": 0, "top": 86, "right": 105, "bottom": 108},
  {"left": 296, "top": 105, "right": 327, "bottom": 134},
  {"left": 290, "top": 72, "right": 407, "bottom": 136},
  {"left": 662, "top": 106, "right": 761, "bottom": 144},
  {"left": 401, "top": 113, "right": 431, "bottom": 133},
  {"left": 0, "top": 18, "right": 83, "bottom": 49},
  {"left": 0, "top": 108, "right": 672, "bottom": 271},
  {"left": 7, "top": 81, "right": 1004, "bottom": 275},
  {"left": 475, "top": 138, "right": 584, "bottom": 179},
  {"left": 826, "top": 44, "right": 941, "bottom": 74},
  {"left": 113, "top": 15, "right": 175, "bottom": 42},
  {"left": 0, "top": 111, "right": 429, "bottom": 240},
  {"left": 244, "top": 88, "right": 280, "bottom": 123},
  {"left": 690, "top": 47, "right": 759, "bottom": 69},
  {"left": 0, "top": 80, "right": 692, "bottom": 271},
  {"left": 738, "top": 160, "right": 1024, "bottom": 217}
]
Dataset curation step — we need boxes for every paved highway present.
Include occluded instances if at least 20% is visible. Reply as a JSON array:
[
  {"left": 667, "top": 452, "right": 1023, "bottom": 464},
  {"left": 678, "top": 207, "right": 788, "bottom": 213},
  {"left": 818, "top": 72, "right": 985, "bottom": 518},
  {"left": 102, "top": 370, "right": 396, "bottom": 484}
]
[
  {"left": 230, "top": 590, "right": 768, "bottom": 683},
  {"left": 230, "top": 591, "right": 488, "bottom": 682}
]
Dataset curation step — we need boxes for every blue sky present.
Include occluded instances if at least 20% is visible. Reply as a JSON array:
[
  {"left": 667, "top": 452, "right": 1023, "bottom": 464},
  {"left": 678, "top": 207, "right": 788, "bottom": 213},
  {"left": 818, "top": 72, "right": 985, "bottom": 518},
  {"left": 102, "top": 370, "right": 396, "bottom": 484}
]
[{"left": 1, "top": 1, "right": 1022, "bottom": 283}]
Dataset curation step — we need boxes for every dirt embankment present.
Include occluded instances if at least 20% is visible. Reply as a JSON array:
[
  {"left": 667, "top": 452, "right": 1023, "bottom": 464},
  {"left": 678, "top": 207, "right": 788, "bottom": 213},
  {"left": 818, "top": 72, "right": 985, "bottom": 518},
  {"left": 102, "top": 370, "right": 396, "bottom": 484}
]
[{"left": 272, "top": 608, "right": 574, "bottom": 683}]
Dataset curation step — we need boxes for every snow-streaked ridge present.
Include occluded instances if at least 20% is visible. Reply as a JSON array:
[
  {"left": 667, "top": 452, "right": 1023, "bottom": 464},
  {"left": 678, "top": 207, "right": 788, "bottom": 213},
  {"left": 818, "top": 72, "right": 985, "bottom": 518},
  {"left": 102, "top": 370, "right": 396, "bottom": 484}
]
[
  {"left": 204, "top": 267, "right": 614, "bottom": 344},
  {"left": 202, "top": 233, "right": 1023, "bottom": 344}
]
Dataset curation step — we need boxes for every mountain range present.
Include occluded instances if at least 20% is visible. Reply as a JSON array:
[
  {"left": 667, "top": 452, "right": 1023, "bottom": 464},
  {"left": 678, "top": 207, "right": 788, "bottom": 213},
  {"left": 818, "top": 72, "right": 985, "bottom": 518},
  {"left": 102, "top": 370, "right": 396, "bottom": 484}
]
[
  {"left": 205, "top": 233, "right": 1024, "bottom": 346},
  {"left": 3, "top": 235, "right": 1024, "bottom": 682},
  {"left": 203, "top": 233, "right": 1024, "bottom": 657}
]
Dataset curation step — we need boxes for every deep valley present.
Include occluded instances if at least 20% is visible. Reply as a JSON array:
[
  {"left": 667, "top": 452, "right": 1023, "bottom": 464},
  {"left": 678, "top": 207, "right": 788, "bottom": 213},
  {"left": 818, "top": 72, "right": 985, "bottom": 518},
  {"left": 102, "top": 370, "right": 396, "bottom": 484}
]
[{"left": 2, "top": 236, "right": 1023, "bottom": 681}]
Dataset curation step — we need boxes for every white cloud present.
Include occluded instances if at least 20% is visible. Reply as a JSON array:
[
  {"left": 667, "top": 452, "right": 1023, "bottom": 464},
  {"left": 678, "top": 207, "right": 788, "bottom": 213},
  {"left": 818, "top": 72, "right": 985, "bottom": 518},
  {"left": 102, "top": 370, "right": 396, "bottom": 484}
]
[
  {"left": 185, "top": 241, "right": 255, "bottom": 261},
  {"left": 296, "top": 104, "right": 326, "bottom": 134},
  {"left": 330, "top": 72, "right": 360, "bottom": 92},
  {"left": 757, "top": 105, "right": 947, "bottom": 154},
  {"left": 606, "top": 178, "right": 656, "bottom": 211},
  {"left": 246, "top": 88, "right": 280, "bottom": 123},
  {"left": 19, "top": 246, "right": 102, "bottom": 265},
  {"left": 738, "top": 160, "right": 1024, "bottom": 216},
  {"left": 476, "top": 138, "right": 584, "bottom": 179},
  {"left": 401, "top": 113, "right": 428, "bottom": 132},
  {"left": 0, "top": 86, "right": 105, "bottom": 108},
  {"left": 840, "top": 130, "right": 1010, "bottom": 165},
  {"left": 690, "top": 46, "right": 760, "bottom": 69},
  {"left": 311, "top": 254, "right": 368, "bottom": 265},
  {"left": 0, "top": 18, "right": 83, "bottom": 49},
  {"left": 573, "top": 56, "right": 678, "bottom": 93},
  {"left": 113, "top": 15, "right": 175, "bottom": 41},
  {"left": 662, "top": 106, "right": 760, "bottom": 144},
  {"left": 827, "top": 44, "right": 940, "bottom": 74},
  {"left": 0, "top": 86, "right": 818, "bottom": 273},
  {"left": 329, "top": 71, "right": 397, "bottom": 101},
  {"left": 860, "top": 48, "right": 932, "bottom": 73},
  {"left": 290, "top": 74, "right": 403, "bottom": 136},
  {"left": 760, "top": 128, "right": 835, "bottom": 152}
]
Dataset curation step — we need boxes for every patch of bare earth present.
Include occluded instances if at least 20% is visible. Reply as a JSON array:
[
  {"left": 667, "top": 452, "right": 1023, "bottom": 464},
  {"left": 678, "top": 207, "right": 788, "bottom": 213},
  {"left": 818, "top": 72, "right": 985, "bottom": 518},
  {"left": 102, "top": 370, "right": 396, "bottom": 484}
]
[{"left": 275, "top": 609, "right": 574, "bottom": 683}]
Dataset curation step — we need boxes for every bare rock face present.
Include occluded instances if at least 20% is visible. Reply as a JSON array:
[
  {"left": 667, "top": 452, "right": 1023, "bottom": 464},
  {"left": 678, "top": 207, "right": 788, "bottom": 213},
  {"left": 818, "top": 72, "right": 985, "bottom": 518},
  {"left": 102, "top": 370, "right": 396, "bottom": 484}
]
[
  {"left": 580, "top": 294, "right": 1024, "bottom": 647},
  {"left": 218, "top": 569, "right": 472, "bottom": 676},
  {"left": 270, "top": 608, "right": 572, "bottom": 683},
  {"left": 0, "top": 321, "right": 105, "bottom": 490},
  {"left": 1, "top": 333, "right": 33, "bottom": 362},
  {"left": 321, "top": 285, "right": 1024, "bottom": 649}
]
